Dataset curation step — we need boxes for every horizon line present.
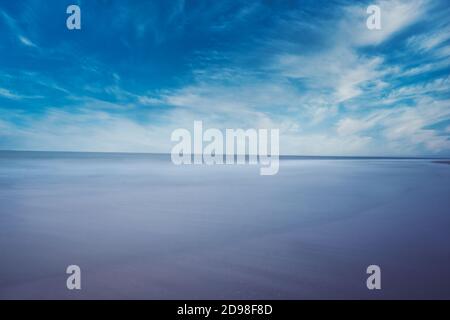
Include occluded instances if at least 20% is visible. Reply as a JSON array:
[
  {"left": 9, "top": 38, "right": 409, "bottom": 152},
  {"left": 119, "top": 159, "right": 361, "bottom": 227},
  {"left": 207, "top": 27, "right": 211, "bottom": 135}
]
[{"left": 1, "top": 149, "right": 449, "bottom": 160}]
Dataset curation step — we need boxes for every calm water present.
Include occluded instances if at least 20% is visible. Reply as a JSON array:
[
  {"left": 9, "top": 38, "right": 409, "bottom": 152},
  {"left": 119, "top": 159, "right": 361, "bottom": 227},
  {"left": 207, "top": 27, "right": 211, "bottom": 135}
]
[{"left": 0, "top": 151, "right": 449, "bottom": 299}]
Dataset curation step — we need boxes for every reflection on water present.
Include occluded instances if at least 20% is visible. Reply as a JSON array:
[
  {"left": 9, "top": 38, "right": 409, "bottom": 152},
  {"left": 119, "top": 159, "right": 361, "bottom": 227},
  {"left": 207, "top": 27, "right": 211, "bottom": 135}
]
[{"left": 0, "top": 151, "right": 449, "bottom": 299}]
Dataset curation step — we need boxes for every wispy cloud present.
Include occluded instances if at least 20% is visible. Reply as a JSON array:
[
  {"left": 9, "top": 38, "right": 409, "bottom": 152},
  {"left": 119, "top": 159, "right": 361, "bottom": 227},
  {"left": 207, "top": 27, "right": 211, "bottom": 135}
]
[
  {"left": 18, "top": 35, "right": 37, "bottom": 47},
  {"left": 1, "top": 9, "right": 38, "bottom": 49},
  {"left": 0, "top": 0, "right": 449, "bottom": 156},
  {"left": 0, "top": 88, "right": 23, "bottom": 100}
]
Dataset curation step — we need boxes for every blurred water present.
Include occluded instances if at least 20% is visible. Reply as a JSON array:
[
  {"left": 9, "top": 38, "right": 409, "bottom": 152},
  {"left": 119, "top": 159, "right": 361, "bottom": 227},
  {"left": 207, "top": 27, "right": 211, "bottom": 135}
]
[{"left": 0, "top": 151, "right": 449, "bottom": 299}]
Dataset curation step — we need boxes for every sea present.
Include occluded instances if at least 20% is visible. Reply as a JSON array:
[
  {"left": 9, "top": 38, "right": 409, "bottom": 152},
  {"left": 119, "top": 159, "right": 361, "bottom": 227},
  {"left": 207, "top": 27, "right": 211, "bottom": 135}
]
[{"left": 0, "top": 151, "right": 449, "bottom": 299}]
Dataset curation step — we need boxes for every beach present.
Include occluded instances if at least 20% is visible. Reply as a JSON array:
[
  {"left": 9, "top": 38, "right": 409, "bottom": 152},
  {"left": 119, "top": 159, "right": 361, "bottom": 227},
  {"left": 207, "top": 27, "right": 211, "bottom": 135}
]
[{"left": 0, "top": 151, "right": 449, "bottom": 299}]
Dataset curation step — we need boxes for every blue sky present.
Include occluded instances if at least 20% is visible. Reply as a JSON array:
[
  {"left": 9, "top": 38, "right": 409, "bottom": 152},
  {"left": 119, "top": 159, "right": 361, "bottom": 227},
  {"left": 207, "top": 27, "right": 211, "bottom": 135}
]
[{"left": 0, "top": 0, "right": 449, "bottom": 156}]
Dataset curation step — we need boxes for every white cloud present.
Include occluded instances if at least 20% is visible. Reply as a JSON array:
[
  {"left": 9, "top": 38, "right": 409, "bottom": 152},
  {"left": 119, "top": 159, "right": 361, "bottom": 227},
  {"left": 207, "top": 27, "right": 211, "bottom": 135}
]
[
  {"left": 387, "top": 76, "right": 450, "bottom": 101},
  {"left": 137, "top": 96, "right": 164, "bottom": 106},
  {"left": 1, "top": 10, "right": 38, "bottom": 48},
  {"left": 0, "top": 88, "right": 22, "bottom": 100},
  {"left": 336, "top": 97, "right": 450, "bottom": 153},
  {"left": 0, "top": 108, "right": 170, "bottom": 153},
  {"left": 400, "top": 57, "right": 450, "bottom": 77},
  {"left": 337, "top": 118, "right": 375, "bottom": 136},
  {"left": 18, "top": 35, "right": 37, "bottom": 47},
  {"left": 335, "top": 57, "right": 385, "bottom": 102},
  {"left": 281, "top": 133, "right": 373, "bottom": 156},
  {"left": 407, "top": 26, "right": 450, "bottom": 52},
  {"left": 274, "top": 49, "right": 386, "bottom": 103}
]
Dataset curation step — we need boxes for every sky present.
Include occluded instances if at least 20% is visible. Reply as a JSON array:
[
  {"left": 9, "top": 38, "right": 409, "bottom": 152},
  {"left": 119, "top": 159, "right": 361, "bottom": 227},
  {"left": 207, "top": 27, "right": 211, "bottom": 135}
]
[{"left": 0, "top": 0, "right": 449, "bottom": 156}]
